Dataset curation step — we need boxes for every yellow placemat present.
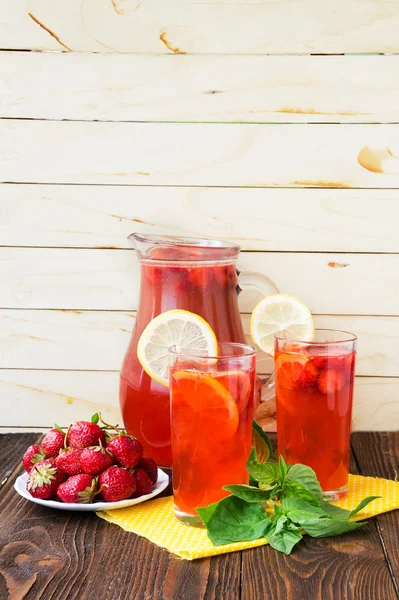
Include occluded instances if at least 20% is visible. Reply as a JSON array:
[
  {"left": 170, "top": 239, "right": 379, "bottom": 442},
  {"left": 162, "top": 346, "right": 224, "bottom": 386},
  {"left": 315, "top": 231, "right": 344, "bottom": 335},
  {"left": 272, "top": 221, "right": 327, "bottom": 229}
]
[{"left": 97, "top": 474, "right": 399, "bottom": 560}]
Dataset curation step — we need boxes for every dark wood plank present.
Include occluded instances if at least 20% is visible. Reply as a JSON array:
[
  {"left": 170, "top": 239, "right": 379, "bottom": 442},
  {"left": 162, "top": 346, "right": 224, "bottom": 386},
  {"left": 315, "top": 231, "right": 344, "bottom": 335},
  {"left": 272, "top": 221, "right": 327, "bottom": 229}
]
[
  {"left": 0, "top": 432, "right": 42, "bottom": 488},
  {"left": 241, "top": 437, "right": 397, "bottom": 600},
  {"left": 0, "top": 434, "right": 240, "bottom": 600},
  {"left": 351, "top": 431, "right": 399, "bottom": 597}
]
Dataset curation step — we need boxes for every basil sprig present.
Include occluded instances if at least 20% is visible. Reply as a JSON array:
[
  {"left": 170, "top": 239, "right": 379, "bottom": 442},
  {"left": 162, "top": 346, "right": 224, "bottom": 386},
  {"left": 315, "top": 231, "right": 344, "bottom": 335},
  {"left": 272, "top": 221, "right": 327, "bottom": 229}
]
[{"left": 197, "top": 424, "right": 379, "bottom": 555}]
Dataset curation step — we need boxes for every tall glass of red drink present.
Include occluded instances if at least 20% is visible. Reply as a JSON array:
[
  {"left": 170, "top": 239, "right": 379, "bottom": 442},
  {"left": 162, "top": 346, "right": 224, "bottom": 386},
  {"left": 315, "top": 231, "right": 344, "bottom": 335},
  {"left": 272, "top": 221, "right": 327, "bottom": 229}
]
[
  {"left": 275, "top": 329, "right": 357, "bottom": 500},
  {"left": 169, "top": 342, "right": 256, "bottom": 526}
]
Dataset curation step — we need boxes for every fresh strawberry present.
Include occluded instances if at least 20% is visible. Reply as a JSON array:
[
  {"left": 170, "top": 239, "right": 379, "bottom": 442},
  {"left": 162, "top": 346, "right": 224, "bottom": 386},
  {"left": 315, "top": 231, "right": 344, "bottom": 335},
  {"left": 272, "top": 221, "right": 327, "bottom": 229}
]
[
  {"left": 22, "top": 445, "right": 46, "bottom": 473},
  {"left": 295, "top": 361, "right": 319, "bottom": 388},
  {"left": 98, "top": 466, "right": 136, "bottom": 502},
  {"left": 41, "top": 427, "right": 65, "bottom": 456},
  {"left": 27, "top": 458, "right": 66, "bottom": 500},
  {"left": 67, "top": 420, "right": 105, "bottom": 448},
  {"left": 132, "top": 468, "right": 153, "bottom": 498},
  {"left": 80, "top": 445, "right": 113, "bottom": 476},
  {"left": 57, "top": 474, "right": 97, "bottom": 504},
  {"left": 56, "top": 447, "right": 83, "bottom": 476},
  {"left": 107, "top": 435, "right": 143, "bottom": 469},
  {"left": 318, "top": 369, "right": 347, "bottom": 394},
  {"left": 137, "top": 457, "right": 158, "bottom": 484}
]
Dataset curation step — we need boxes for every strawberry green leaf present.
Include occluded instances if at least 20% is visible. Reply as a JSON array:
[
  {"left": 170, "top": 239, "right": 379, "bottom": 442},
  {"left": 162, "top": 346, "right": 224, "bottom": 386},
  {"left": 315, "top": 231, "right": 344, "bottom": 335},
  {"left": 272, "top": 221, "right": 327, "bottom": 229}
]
[{"left": 91, "top": 413, "right": 100, "bottom": 424}]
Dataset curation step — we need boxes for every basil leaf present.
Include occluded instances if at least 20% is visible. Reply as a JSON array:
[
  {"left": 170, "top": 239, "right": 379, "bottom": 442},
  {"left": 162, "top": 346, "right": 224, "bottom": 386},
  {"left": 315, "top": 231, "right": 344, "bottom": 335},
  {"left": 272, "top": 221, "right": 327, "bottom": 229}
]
[
  {"left": 349, "top": 496, "right": 380, "bottom": 519},
  {"left": 281, "top": 498, "right": 327, "bottom": 525},
  {"left": 274, "top": 515, "right": 288, "bottom": 535},
  {"left": 286, "top": 521, "right": 303, "bottom": 533},
  {"left": 247, "top": 449, "right": 281, "bottom": 485},
  {"left": 197, "top": 496, "right": 273, "bottom": 546},
  {"left": 223, "top": 484, "right": 276, "bottom": 503},
  {"left": 318, "top": 501, "right": 351, "bottom": 519},
  {"left": 303, "top": 519, "right": 365, "bottom": 538},
  {"left": 252, "top": 420, "right": 273, "bottom": 463},
  {"left": 279, "top": 455, "right": 288, "bottom": 481},
  {"left": 267, "top": 527, "right": 303, "bottom": 555},
  {"left": 282, "top": 480, "right": 321, "bottom": 507},
  {"left": 286, "top": 464, "right": 323, "bottom": 500}
]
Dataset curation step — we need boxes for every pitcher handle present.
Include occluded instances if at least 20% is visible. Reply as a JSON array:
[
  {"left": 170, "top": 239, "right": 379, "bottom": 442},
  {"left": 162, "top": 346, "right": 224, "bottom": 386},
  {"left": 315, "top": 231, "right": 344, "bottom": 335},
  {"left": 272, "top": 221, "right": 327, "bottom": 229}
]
[{"left": 238, "top": 270, "right": 278, "bottom": 407}]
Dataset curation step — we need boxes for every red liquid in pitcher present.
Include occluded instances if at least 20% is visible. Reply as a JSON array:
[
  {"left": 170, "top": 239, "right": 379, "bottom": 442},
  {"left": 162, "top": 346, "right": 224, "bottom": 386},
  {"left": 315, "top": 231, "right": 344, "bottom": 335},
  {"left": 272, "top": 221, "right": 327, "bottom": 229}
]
[{"left": 120, "top": 261, "right": 247, "bottom": 467}]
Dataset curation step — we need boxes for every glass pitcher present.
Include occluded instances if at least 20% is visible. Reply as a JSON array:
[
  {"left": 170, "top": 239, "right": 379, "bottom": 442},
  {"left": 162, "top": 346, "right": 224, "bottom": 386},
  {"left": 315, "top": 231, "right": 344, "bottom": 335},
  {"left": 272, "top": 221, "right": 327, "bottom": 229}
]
[{"left": 120, "top": 234, "right": 276, "bottom": 468}]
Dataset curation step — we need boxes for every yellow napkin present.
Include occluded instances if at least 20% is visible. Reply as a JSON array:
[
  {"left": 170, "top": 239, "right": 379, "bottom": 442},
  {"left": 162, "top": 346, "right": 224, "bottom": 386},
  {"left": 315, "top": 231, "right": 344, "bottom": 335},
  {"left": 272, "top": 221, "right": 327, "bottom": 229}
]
[{"left": 97, "top": 474, "right": 399, "bottom": 560}]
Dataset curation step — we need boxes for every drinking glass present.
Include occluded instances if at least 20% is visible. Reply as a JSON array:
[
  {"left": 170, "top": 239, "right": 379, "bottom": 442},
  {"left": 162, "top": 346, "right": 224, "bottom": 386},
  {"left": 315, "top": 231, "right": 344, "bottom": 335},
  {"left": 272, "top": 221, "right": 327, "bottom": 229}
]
[
  {"left": 169, "top": 342, "right": 256, "bottom": 526},
  {"left": 275, "top": 329, "right": 357, "bottom": 500}
]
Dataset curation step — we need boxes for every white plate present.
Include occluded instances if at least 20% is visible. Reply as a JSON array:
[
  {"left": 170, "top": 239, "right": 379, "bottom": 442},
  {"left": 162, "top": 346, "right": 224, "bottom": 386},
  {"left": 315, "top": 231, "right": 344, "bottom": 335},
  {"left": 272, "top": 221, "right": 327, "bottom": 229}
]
[{"left": 15, "top": 468, "right": 169, "bottom": 511}]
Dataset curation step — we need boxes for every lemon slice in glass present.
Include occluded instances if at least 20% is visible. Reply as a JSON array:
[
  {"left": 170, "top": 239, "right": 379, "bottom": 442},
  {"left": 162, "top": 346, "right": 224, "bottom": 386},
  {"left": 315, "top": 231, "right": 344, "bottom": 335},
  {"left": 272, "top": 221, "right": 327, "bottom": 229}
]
[
  {"left": 137, "top": 309, "right": 217, "bottom": 387},
  {"left": 250, "top": 294, "right": 314, "bottom": 356}
]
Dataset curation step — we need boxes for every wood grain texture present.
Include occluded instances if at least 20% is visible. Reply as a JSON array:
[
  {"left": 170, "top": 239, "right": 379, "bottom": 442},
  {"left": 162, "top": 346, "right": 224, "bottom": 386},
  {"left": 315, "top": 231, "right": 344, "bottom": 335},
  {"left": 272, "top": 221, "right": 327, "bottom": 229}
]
[
  {"left": 2, "top": 184, "right": 399, "bottom": 252},
  {"left": 2, "top": 310, "right": 399, "bottom": 377},
  {"left": 0, "top": 370, "right": 122, "bottom": 429},
  {"left": 1, "top": 248, "right": 399, "bottom": 315},
  {"left": 241, "top": 446, "right": 398, "bottom": 600},
  {"left": 351, "top": 431, "right": 399, "bottom": 597},
  {"left": 2, "top": 52, "right": 399, "bottom": 123},
  {"left": 0, "top": 369, "right": 397, "bottom": 431},
  {"left": 2, "top": 121, "right": 399, "bottom": 187},
  {"left": 1, "top": 433, "right": 398, "bottom": 600},
  {"left": 0, "top": 432, "right": 41, "bottom": 489},
  {"left": 0, "top": 458, "right": 239, "bottom": 600},
  {"left": 2, "top": 0, "right": 399, "bottom": 53}
]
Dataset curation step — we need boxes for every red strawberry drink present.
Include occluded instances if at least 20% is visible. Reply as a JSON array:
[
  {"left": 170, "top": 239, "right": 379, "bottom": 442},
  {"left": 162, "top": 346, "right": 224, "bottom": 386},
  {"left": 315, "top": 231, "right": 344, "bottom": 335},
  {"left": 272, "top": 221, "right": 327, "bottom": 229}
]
[
  {"left": 275, "top": 330, "right": 357, "bottom": 499},
  {"left": 120, "top": 239, "right": 246, "bottom": 468}
]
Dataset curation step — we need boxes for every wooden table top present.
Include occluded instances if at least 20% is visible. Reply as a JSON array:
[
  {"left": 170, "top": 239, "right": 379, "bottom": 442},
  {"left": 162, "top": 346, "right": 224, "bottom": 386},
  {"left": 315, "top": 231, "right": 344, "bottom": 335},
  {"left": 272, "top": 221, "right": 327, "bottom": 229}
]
[{"left": 0, "top": 432, "right": 398, "bottom": 600}]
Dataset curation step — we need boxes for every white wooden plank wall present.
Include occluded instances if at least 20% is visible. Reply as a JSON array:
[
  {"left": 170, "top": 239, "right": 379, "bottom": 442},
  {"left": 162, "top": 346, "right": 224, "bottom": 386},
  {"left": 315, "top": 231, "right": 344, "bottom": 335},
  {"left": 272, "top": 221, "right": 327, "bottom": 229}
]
[{"left": 0, "top": 1, "right": 398, "bottom": 432}]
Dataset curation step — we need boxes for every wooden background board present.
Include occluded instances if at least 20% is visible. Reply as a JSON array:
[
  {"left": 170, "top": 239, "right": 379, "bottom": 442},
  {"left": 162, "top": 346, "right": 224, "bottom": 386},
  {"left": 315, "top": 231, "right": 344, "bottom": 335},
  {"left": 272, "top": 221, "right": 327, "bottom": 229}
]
[
  {"left": 2, "top": 120, "right": 399, "bottom": 187},
  {"left": 2, "top": 53, "right": 399, "bottom": 123},
  {"left": 1, "top": 249, "right": 398, "bottom": 315},
  {"left": 1, "top": 370, "right": 397, "bottom": 431},
  {"left": 1, "top": 0, "right": 399, "bottom": 53},
  {"left": 0, "top": 1, "right": 399, "bottom": 431},
  {"left": 2, "top": 311, "right": 399, "bottom": 377},
  {"left": 1, "top": 185, "right": 399, "bottom": 252}
]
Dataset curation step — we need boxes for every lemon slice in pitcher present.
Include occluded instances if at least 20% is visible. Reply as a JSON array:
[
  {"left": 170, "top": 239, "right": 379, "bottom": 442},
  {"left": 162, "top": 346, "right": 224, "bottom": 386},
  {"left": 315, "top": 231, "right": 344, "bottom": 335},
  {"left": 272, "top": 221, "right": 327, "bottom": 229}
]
[
  {"left": 137, "top": 309, "right": 217, "bottom": 387},
  {"left": 250, "top": 294, "right": 314, "bottom": 356}
]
